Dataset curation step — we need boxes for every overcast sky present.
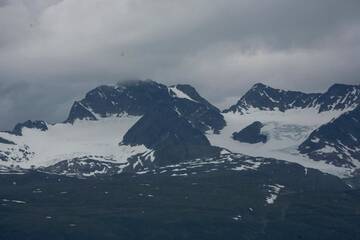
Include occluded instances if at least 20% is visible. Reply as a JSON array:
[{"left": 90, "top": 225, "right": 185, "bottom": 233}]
[{"left": 0, "top": 0, "right": 360, "bottom": 130}]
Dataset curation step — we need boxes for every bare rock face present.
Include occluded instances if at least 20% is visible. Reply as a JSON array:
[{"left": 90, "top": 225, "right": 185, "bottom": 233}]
[
  {"left": 122, "top": 105, "right": 221, "bottom": 166},
  {"left": 299, "top": 106, "right": 360, "bottom": 167},
  {"left": 232, "top": 121, "right": 267, "bottom": 144},
  {"left": 12, "top": 120, "right": 48, "bottom": 136}
]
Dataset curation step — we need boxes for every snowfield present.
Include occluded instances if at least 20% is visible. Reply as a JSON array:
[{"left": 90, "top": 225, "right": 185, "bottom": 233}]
[
  {"left": 0, "top": 115, "right": 151, "bottom": 169},
  {"left": 207, "top": 108, "right": 354, "bottom": 177}
]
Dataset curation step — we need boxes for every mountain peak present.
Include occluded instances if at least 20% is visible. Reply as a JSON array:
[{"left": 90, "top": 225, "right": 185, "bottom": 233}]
[
  {"left": 317, "top": 83, "right": 360, "bottom": 112},
  {"left": 65, "top": 80, "right": 225, "bottom": 133},
  {"left": 225, "top": 82, "right": 359, "bottom": 114},
  {"left": 169, "top": 84, "right": 220, "bottom": 111},
  {"left": 251, "top": 82, "right": 269, "bottom": 90},
  {"left": 66, "top": 80, "right": 170, "bottom": 123},
  {"left": 224, "top": 83, "right": 316, "bottom": 113},
  {"left": 326, "top": 83, "right": 359, "bottom": 94},
  {"left": 116, "top": 79, "right": 158, "bottom": 88}
]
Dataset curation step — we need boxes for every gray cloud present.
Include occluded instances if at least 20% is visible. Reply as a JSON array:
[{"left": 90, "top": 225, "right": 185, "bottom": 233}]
[{"left": 0, "top": 0, "right": 360, "bottom": 129}]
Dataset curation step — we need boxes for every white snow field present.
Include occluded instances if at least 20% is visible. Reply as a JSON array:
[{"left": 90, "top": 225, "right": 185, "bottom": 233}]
[
  {"left": 207, "top": 108, "right": 354, "bottom": 177},
  {"left": 0, "top": 115, "right": 151, "bottom": 169}
]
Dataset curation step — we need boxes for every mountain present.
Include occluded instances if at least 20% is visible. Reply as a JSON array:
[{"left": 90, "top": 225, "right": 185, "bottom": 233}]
[
  {"left": 0, "top": 80, "right": 224, "bottom": 176},
  {"left": 1, "top": 80, "right": 359, "bottom": 239},
  {"left": 299, "top": 105, "right": 360, "bottom": 167},
  {"left": 66, "top": 80, "right": 225, "bottom": 133},
  {"left": 224, "top": 83, "right": 320, "bottom": 113},
  {"left": 66, "top": 80, "right": 171, "bottom": 122},
  {"left": 208, "top": 82, "right": 360, "bottom": 177},
  {"left": 224, "top": 83, "right": 360, "bottom": 114},
  {"left": 0, "top": 80, "right": 359, "bottom": 177},
  {"left": 317, "top": 83, "right": 360, "bottom": 112}
]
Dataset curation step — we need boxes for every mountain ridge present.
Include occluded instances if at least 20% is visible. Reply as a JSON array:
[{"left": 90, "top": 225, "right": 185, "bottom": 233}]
[
  {"left": 0, "top": 80, "right": 359, "bottom": 177},
  {"left": 66, "top": 80, "right": 226, "bottom": 133},
  {"left": 224, "top": 82, "right": 360, "bottom": 114}
]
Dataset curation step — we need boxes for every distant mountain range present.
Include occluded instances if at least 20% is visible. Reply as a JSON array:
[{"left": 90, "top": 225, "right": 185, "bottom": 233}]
[
  {"left": 0, "top": 80, "right": 359, "bottom": 177},
  {"left": 224, "top": 82, "right": 360, "bottom": 113}
]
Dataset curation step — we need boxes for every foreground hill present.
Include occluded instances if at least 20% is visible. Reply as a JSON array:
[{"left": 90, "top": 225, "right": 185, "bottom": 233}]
[{"left": 1, "top": 153, "right": 359, "bottom": 240}]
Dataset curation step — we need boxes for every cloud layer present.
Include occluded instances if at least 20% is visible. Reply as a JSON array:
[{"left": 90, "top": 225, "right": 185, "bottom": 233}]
[{"left": 0, "top": 0, "right": 360, "bottom": 129}]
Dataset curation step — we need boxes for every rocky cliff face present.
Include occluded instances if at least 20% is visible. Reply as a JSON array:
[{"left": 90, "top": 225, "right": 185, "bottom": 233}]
[
  {"left": 299, "top": 106, "right": 360, "bottom": 167},
  {"left": 232, "top": 121, "right": 267, "bottom": 144},
  {"left": 122, "top": 105, "right": 220, "bottom": 166}
]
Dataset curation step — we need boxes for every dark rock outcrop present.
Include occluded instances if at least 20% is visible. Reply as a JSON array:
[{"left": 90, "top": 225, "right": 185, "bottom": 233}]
[
  {"left": 66, "top": 101, "right": 97, "bottom": 122},
  {"left": 169, "top": 84, "right": 226, "bottom": 133},
  {"left": 299, "top": 106, "right": 360, "bottom": 167},
  {"left": 232, "top": 121, "right": 267, "bottom": 144},
  {"left": 317, "top": 84, "right": 360, "bottom": 112},
  {"left": 0, "top": 137, "right": 15, "bottom": 145},
  {"left": 12, "top": 120, "right": 48, "bottom": 136},
  {"left": 122, "top": 106, "right": 221, "bottom": 166}
]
